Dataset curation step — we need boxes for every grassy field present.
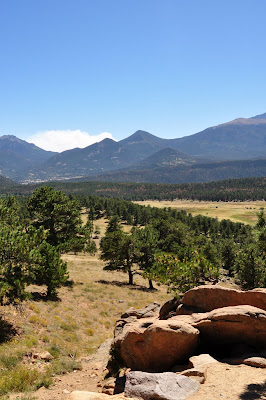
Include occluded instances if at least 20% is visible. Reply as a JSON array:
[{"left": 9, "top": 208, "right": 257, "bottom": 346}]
[
  {"left": 135, "top": 200, "right": 266, "bottom": 225},
  {"left": 0, "top": 217, "right": 170, "bottom": 398}
]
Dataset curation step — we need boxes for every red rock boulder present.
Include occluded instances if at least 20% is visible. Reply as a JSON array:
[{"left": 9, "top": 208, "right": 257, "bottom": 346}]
[
  {"left": 112, "top": 317, "right": 200, "bottom": 372},
  {"left": 181, "top": 285, "right": 266, "bottom": 313}
]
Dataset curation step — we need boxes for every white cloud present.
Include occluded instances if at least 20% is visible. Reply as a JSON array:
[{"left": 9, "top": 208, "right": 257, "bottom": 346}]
[{"left": 28, "top": 129, "right": 116, "bottom": 152}]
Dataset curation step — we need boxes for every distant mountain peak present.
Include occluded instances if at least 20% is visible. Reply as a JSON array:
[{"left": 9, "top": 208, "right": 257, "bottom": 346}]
[
  {"left": 127, "top": 130, "right": 157, "bottom": 140},
  {"left": 100, "top": 137, "right": 116, "bottom": 144},
  {"left": 120, "top": 130, "right": 164, "bottom": 145},
  {"left": 0, "top": 134, "right": 21, "bottom": 140},
  {"left": 133, "top": 130, "right": 154, "bottom": 137}
]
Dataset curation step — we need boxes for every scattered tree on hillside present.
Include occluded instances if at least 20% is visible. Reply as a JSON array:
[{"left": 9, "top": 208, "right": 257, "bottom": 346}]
[
  {"left": 28, "top": 187, "right": 96, "bottom": 254},
  {"left": 31, "top": 241, "right": 68, "bottom": 298},
  {"left": 133, "top": 225, "right": 159, "bottom": 290},
  {"left": 0, "top": 224, "right": 46, "bottom": 304},
  {"left": 100, "top": 217, "right": 136, "bottom": 284}
]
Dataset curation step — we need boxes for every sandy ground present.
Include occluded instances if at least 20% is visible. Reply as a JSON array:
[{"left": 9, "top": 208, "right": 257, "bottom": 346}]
[{"left": 188, "top": 363, "right": 266, "bottom": 400}]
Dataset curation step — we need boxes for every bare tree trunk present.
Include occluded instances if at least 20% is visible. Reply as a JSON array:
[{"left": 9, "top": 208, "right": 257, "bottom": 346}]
[
  {"left": 128, "top": 267, "right": 134, "bottom": 285},
  {"left": 148, "top": 279, "right": 154, "bottom": 290}
]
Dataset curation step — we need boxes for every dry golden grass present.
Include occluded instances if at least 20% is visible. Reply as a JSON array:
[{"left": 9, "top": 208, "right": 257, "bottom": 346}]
[
  {"left": 0, "top": 217, "right": 170, "bottom": 397},
  {"left": 135, "top": 200, "right": 266, "bottom": 225}
]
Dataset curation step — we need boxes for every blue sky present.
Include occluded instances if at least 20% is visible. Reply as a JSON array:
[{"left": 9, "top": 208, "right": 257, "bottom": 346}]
[{"left": 1, "top": 0, "right": 266, "bottom": 151}]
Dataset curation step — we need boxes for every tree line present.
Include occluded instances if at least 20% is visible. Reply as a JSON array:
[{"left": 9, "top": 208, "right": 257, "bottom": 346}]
[{"left": 2, "top": 176, "right": 266, "bottom": 202}]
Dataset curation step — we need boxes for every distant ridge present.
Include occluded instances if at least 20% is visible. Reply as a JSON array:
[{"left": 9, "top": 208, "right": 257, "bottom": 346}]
[
  {"left": 132, "top": 147, "right": 197, "bottom": 169},
  {"left": 0, "top": 111, "right": 266, "bottom": 183},
  {"left": 251, "top": 112, "right": 266, "bottom": 119},
  {"left": 167, "top": 113, "right": 266, "bottom": 160},
  {"left": 81, "top": 158, "right": 266, "bottom": 184}
]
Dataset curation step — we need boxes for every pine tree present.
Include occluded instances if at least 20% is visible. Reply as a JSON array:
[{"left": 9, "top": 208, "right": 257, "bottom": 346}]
[
  {"left": 31, "top": 241, "right": 68, "bottom": 298},
  {"left": 28, "top": 187, "right": 95, "bottom": 253}
]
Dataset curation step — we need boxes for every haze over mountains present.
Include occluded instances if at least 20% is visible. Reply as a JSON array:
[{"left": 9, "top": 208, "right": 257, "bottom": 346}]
[{"left": 0, "top": 112, "right": 266, "bottom": 184}]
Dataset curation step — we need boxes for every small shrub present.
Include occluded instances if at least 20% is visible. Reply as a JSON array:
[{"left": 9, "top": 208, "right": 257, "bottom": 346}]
[
  {"left": 42, "top": 335, "right": 50, "bottom": 343},
  {"left": 28, "top": 315, "right": 37, "bottom": 324},
  {"left": 49, "top": 344, "right": 61, "bottom": 358},
  {"left": 28, "top": 303, "right": 40, "bottom": 313},
  {"left": 85, "top": 328, "right": 94, "bottom": 336},
  {"left": 64, "top": 332, "right": 78, "bottom": 343},
  {"left": 60, "top": 321, "right": 78, "bottom": 332},
  {"left": 100, "top": 311, "right": 108, "bottom": 317}
]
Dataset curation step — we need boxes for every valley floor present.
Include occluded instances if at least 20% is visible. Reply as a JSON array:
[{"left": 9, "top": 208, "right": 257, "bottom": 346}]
[{"left": 135, "top": 200, "right": 266, "bottom": 225}]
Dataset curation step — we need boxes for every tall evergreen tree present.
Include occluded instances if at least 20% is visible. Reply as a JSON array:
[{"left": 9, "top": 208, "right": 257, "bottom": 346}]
[{"left": 28, "top": 187, "right": 95, "bottom": 253}]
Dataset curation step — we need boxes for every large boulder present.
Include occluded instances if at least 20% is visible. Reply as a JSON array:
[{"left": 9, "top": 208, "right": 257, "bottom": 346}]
[
  {"left": 112, "top": 317, "right": 200, "bottom": 372},
  {"left": 124, "top": 371, "right": 200, "bottom": 400},
  {"left": 181, "top": 285, "right": 266, "bottom": 312}
]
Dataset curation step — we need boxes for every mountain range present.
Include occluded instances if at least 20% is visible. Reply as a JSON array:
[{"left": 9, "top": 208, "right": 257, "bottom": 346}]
[{"left": 0, "top": 112, "right": 266, "bottom": 184}]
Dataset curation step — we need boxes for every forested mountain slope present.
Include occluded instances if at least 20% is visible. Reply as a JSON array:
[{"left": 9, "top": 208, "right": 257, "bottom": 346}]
[{"left": 82, "top": 158, "right": 266, "bottom": 184}]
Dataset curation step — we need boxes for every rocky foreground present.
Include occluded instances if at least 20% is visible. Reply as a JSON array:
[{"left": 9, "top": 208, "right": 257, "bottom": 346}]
[{"left": 67, "top": 285, "right": 266, "bottom": 400}]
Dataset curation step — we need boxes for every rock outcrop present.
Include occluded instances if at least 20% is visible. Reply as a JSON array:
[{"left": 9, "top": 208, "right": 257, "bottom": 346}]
[
  {"left": 109, "top": 285, "right": 266, "bottom": 374},
  {"left": 112, "top": 317, "right": 199, "bottom": 372}
]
